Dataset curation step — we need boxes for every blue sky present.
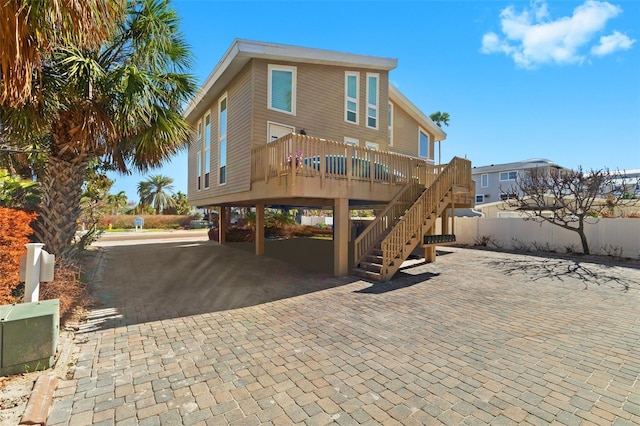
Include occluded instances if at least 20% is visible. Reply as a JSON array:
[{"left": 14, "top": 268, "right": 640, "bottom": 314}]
[{"left": 109, "top": 0, "right": 640, "bottom": 200}]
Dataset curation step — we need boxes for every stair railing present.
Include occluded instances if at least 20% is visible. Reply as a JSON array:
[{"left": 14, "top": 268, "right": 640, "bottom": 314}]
[
  {"left": 353, "top": 180, "right": 423, "bottom": 265},
  {"left": 380, "top": 157, "right": 471, "bottom": 276}
]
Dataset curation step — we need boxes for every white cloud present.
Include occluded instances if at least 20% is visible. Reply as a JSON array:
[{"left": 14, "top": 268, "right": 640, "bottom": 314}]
[
  {"left": 481, "top": 0, "right": 636, "bottom": 68},
  {"left": 591, "top": 31, "right": 636, "bottom": 56}
]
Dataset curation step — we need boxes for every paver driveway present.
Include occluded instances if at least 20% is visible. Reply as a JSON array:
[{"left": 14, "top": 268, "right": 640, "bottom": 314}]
[{"left": 47, "top": 239, "right": 640, "bottom": 425}]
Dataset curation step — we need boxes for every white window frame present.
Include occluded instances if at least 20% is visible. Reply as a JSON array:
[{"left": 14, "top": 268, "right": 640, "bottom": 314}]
[
  {"left": 218, "top": 93, "right": 227, "bottom": 186},
  {"left": 476, "top": 194, "right": 484, "bottom": 203},
  {"left": 418, "top": 127, "right": 429, "bottom": 159},
  {"left": 268, "top": 64, "right": 297, "bottom": 115},
  {"left": 344, "top": 137, "right": 359, "bottom": 146},
  {"left": 204, "top": 114, "right": 211, "bottom": 189},
  {"left": 344, "top": 72, "right": 359, "bottom": 124},
  {"left": 365, "top": 141, "right": 379, "bottom": 150},
  {"left": 196, "top": 151, "right": 202, "bottom": 191},
  {"left": 267, "top": 121, "right": 295, "bottom": 143},
  {"left": 388, "top": 102, "right": 394, "bottom": 146},
  {"left": 366, "top": 73, "right": 379, "bottom": 129},
  {"left": 481, "top": 173, "right": 488, "bottom": 188},
  {"left": 500, "top": 171, "right": 518, "bottom": 181}
]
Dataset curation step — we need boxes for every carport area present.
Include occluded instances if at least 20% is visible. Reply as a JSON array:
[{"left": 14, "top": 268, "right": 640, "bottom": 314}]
[{"left": 46, "top": 238, "right": 640, "bottom": 425}]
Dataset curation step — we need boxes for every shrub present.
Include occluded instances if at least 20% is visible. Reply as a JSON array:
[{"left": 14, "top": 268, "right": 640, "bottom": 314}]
[
  {"left": 100, "top": 214, "right": 198, "bottom": 230},
  {"left": 0, "top": 207, "right": 37, "bottom": 304}
]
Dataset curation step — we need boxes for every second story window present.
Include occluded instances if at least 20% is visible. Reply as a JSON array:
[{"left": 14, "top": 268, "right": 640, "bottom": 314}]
[
  {"left": 219, "top": 95, "right": 227, "bottom": 185},
  {"left": 366, "top": 73, "right": 379, "bottom": 129},
  {"left": 345, "top": 72, "right": 359, "bottom": 124},
  {"left": 419, "top": 128, "right": 429, "bottom": 159},
  {"left": 388, "top": 102, "right": 394, "bottom": 146},
  {"left": 196, "top": 151, "right": 202, "bottom": 191},
  {"left": 204, "top": 114, "right": 211, "bottom": 188},
  {"left": 268, "top": 65, "right": 296, "bottom": 115},
  {"left": 500, "top": 171, "right": 518, "bottom": 181},
  {"left": 481, "top": 173, "right": 488, "bottom": 187}
]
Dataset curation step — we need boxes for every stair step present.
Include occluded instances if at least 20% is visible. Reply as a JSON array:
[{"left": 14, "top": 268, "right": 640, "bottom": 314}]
[
  {"left": 353, "top": 268, "right": 384, "bottom": 282},
  {"left": 359, "top": 261, "right": 382, "bottom": 272},
  {"left": 365, "top": 254, "right": 383, "bottom": 263}
]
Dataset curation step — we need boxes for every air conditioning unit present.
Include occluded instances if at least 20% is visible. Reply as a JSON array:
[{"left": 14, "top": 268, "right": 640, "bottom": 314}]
[{"left": 0, "top": 299, "right": 59, "bottom": 376}]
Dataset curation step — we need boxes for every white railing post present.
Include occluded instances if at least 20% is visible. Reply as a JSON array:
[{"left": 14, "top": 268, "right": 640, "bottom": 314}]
[{"left": 24, "top": 243, "right": 45, "bottom": 303}]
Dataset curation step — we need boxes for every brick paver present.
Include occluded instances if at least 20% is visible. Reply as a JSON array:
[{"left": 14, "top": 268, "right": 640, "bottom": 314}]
[{"left": 48, "top": 241, "right": 640, "bottom": 424}]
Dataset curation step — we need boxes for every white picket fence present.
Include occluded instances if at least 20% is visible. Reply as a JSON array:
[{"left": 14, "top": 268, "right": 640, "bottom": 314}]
[{"left": 446, "top": 217, "right": 640, "bottom": 259}]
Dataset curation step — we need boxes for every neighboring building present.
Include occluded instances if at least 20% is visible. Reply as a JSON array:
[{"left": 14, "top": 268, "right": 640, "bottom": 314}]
[
  {"left": 471, "top": 158, "right": 569, "bottom": 206},
  {"left": 604, "top": 169, "right": 640, "bottom": 198},
  {"left": 184, "top": 39, "right": 473, "bottom": 281}
]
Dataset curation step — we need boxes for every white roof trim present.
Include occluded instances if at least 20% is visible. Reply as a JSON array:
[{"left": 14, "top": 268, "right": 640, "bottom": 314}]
[
  {"left": 184, "top": 39, "right": 398, "bottom": 121},
  {"left": 389, "top": 85, "right": 447, "bottom": 141},
  {"left": 234, "top": 39, "right": 397, "bottom": 69}
]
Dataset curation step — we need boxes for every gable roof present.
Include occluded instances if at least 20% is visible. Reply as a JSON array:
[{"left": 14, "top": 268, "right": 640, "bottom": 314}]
[
  {"left": 389, "top": 85, "right": 447, "bottom": 141},
  {"left": 184, "top": 39, "right": 398, "bottom": 122}
]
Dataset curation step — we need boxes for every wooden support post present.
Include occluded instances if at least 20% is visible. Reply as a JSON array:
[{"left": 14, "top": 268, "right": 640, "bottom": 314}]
[
  {"left": 255, "top": 203, "right": 264, "bottom": 256},
  {"left": 424, "top": 225, "right": 436, "bottom": 263},
  {"left": 219, "top": 206, "right": 227, "bottom": 245},
  {"left": 442, "top": 206, "right": 450, "bottom": 235},
  {"left": 451, "top": 201, "right": 455, "bottom": 234},
  {"left": 334, "top": 198, "right": 349, "bottom": 277}
]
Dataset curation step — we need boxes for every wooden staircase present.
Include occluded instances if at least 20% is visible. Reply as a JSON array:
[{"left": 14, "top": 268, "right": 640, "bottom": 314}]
[{"left": 353, "top": 157, "right": 472, "bottom": 281}]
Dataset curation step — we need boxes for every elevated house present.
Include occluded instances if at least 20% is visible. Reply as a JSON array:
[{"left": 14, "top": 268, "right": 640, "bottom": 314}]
[
  {"left": 184, "top": 39, "right": 474, "bottom": 281},
  {"left": 472, "top": 159, "right": 569, "bottom": 206}
]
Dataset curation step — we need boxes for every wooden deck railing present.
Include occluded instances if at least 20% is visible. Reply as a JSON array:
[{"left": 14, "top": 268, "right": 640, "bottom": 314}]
[
  {"left": 380, "top": 157, "right": 472, "bottom": 274},
  {"left": 251, "top": 134, "right": 441, "bottom": 187}
]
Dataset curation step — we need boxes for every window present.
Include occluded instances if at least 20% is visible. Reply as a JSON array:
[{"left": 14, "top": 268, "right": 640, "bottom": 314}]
[
  {"left": 500, "top": 193, "right": 517, "bottom": 201},
  {"left": 365, "top": 141, "right": 379, "bottom": 150},
  {"left": 476, "top": 194, "right": 484, "bottom": 203},
  {"left": 197, "top": 120, "right": 202, "bottom": 140},
  {"left": 344, "top": 137, "right": 359, "bottom": 146},
  {"left": 418, "top": 128, "right": 429, "bottom": 159},
  {"left": 345, "top": 72, "right": 359, "bottom": 124},
  {"left": 500, "top": 171, "right": 518, "bottom": 181},
  {"left": 481, "top": 174, "right": 488, "bottom": 188},
  {"left": 388, "top": 102, "right": 393, "bottom": 146},
  {"left": 268, "top": 65, "right": 296, "bottom": 115},
  {"left": 366, "top": 73, "right": 379, "bottom": 129},
  {"left": 219, "top": 95, "right": 227, "bottom": 185},
  {"left": 204, "top": 114, "right": 211, "bottom": 188},
  {"left": 196, "top": 151, "right": 202, "bottom": 190}
]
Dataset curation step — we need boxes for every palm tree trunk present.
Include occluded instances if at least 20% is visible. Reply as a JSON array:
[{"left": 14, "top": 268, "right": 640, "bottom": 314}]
[{"left": 33, "top": 155, "right": 89, "bottom": 257}]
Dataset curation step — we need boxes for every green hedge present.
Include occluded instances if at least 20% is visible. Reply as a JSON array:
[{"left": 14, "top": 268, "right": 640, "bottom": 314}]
[{"left": 100, "top": 214, "right": 199, "bottom": 230}]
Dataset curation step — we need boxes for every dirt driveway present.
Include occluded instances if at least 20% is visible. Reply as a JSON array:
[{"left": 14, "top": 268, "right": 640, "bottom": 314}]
[{"left": 45, "top": 239, "right": 640, "bottom": 425}]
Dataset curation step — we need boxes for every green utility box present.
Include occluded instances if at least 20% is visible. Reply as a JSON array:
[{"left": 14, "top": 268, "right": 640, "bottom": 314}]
[{"left": 0, "top": 299, "right": 59, "bottom": 376}]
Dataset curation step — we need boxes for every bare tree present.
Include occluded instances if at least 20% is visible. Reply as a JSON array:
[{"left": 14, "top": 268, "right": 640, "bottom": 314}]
[{"left": 502, "top": 167, "right": 632, "bottom": 255}]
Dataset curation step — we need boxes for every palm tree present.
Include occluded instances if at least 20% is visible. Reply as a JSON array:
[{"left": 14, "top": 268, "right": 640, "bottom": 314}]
[
  {"left": 0, "top": 0, "right": 196, "bottom": 256},
  {"left": 429, "top": 111, "right": 450, "bottom": 165},
  {"left": 107, "top": 191, "right": 128, "bottom": 214},
  {"left": 139, "top": 175, "right": 175, "bottom": 214},
  {"left": 0, "top": 0, "right": 124, "bottom": 107}
]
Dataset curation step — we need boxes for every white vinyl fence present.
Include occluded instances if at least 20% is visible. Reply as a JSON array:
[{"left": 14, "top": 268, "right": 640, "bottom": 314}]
[{"left": 448, "top": 217, "right": 640, "bottom": 259}]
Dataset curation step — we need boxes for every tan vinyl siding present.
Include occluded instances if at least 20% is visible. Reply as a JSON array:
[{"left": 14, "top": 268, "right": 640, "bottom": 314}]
[
  {"left": 389, "top": 102, "right": 435, "bottom": 161},
  {"left": 188, "top": 64, "right": 253, "bottom": 205},
  {"left": 251, "top": 59, "right": 389, "bottom": 149}
]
